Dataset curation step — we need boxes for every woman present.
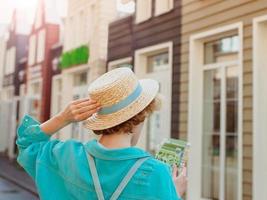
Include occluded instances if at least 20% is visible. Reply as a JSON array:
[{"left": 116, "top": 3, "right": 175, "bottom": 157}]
[{"left": 16, "top": 67, "right": 187, "bottom": 200}]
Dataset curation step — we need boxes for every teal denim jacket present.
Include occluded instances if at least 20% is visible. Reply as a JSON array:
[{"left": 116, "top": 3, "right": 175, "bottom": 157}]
[{"left": 16, "top": 115, "right": 181, "bottom": 200}]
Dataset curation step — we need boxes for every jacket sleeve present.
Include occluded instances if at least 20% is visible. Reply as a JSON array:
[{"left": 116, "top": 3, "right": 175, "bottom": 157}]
[
  {"left": 157, "top": 163, "right": 183, "bottom": 200},
  {"left": 16, "top": 114, "right": 62, "bottom": 180}
]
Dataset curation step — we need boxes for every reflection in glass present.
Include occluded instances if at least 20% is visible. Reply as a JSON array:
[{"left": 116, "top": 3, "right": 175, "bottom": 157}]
[
  {"left": 204, "top": 35, "right": 239, "bottom": 64},
  {"left": 147, "top": 52, "right": 169, "bottom": 73}
]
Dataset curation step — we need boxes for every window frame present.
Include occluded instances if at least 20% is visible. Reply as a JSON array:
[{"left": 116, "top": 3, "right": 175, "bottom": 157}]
[
  {"left": 134, "top": 41, "right": 173, "bottom": 151},
  {"left": 252, "top": 15, "right": 267, "bottom": 200}
]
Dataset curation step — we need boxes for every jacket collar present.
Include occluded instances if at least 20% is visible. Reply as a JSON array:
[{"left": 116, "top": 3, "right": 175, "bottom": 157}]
[{"left": 83, "top": 139, "right": 151, "bottom": 161}]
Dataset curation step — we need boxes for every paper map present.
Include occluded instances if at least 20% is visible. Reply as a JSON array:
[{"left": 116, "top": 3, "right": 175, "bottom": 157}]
[{"left": 155, "top": 138, "right": 190, "bottom": 170}]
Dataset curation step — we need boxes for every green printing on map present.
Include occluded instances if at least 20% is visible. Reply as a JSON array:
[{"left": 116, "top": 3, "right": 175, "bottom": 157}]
[{"left": 155, "top": 138, "right": 190, "bottom": 169}]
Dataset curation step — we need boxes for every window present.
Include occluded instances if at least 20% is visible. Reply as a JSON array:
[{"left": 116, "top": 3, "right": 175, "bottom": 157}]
[
  {"left": 37, "top": 30, "right": 46, "bottom": 62},
  {"left": 5, "top": 47, "right": 16, "bottom": 74},
  {"left": 204, "top": 36, "right": 239, "bottom": 64},
  {"left": 117, "top": 0, "right": 135, "bottom": 18},
  {"left": 155, "top": 0, "right": 174, "bottom": 16},
  {"left": 147, "top": 52, "right": 169, "bottom": 72},
  {"left": 32, "top": 81, "right": 41, "bottom": 95},
  {"left": 73, "top": 72, "right": 87, "bottom": 86},
  {"left": 136, "top": 0, "right": 152, "bottom": 23},
  {"left": 18, "top": 70, "right": 25, "bottom": 82},
  {"left": 52, "top": 58, "right": 60, "bottom": 71},
  {"left": 28, "top": 35, "right": 36, "bottom": 65}
]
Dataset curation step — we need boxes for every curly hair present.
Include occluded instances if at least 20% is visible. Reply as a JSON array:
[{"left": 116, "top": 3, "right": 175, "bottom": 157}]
[{"left": 93, "top": 94, "right": 162, "bottom": 135}]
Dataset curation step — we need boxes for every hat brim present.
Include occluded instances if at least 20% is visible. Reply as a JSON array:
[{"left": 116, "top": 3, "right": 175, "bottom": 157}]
[{"left": 83, "top": 79, "right": 159, "bottom": 131}]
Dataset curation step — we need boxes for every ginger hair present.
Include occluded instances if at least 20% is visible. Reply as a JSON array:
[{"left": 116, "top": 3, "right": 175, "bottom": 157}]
[{"left": 93, "top": 95, "right": 162, "bottom": 135}]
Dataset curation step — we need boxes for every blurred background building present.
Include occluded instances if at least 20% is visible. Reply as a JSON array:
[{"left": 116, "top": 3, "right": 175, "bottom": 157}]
[
  {"left": 57, "top": 0, "right": 118, "bottom": 141},
  {"left": 1, "top": 0, "right": 267, "bottom": 200}
]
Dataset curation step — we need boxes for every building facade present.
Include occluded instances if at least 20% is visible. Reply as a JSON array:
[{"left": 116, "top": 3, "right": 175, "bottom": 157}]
[
  {"left": 59, "top": 0, "right": 117, "bottom": 141},
  {"left": 107, "top": 0, "right": 182, "bottom": 152},
  {"left": 180, "top": 0, "right": 267, "bottom": 200},
  {"left": 2, "top": 11, "right": 29, "bottom": 100},
  {"left": 0, "top": 10, "right": 30, "bottom": 159},
  {"left": 26, "top": 0, "right": 61, "bottom": 122}
]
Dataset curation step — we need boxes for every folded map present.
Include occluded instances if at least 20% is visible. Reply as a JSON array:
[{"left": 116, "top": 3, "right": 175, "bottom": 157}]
[{"left": 155, "top": 138, "right": 190, "bottom": 170}]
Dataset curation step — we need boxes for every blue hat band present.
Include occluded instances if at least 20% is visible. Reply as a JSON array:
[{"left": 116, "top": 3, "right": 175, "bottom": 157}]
[{"left": 98, "top": 83, "right": 143, "bottom": 115}]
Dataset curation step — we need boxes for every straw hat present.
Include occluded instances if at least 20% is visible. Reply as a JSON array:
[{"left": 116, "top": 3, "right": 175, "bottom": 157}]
[{"left": 83, "top": 67, "right": 159, "bottom": 130}]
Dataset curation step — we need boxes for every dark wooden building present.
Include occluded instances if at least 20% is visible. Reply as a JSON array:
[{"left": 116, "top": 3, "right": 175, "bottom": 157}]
[{"left": 107, "top": 0, "right": 182, "bottom": 151}]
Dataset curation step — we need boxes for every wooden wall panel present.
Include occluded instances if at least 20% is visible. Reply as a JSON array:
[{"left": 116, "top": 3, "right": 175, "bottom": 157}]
[{"left": 180, "top": 0, "right": 267, "bottom": 199}]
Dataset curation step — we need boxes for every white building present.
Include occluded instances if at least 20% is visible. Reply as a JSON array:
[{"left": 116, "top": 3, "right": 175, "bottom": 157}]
[{"left": 55, "top": 0, "right": 117, "bottom": 141}]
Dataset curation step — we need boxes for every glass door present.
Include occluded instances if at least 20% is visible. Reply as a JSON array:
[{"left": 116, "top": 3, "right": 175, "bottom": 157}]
[{"left": 201, "top": 63, "right": 239, "bottom": 200}]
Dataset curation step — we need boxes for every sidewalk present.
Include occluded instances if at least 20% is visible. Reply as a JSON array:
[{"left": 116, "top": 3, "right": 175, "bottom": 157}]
[{"left": 0, "top": 154, "right": 38, "bottom": 197}]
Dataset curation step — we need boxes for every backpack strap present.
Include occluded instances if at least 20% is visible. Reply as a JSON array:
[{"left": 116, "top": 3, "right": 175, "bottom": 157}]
[
  {"left": 87, "top": 153, "right": 105, "bottom": 200},
  {"left": 86, "top": 152, "right": 149, "bottom": 200},
  {"left": 109, "top": 156, "right": 149, "bottom": 200}
]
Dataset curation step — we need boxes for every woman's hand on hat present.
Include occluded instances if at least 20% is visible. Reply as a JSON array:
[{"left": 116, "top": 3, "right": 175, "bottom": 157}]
[
  {"left": 59, "top": 98, "right": 102, "bottom": 125},
  {"left": 172, "top": 165, "right": 187, "bottom": 198},
  {"left": 40, "top": 98, "right": 101, "bottom": 135}
]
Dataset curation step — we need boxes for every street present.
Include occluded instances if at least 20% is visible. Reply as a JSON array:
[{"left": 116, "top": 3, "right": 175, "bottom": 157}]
[{"left": 0, "top": 177, "right": 38, "bottom": 200}]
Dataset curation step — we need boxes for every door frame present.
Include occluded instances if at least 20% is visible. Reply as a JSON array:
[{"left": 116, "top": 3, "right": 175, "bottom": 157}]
[
  {"left": 134, "top": 41, "right": 173, "bottom": 150},
  {"left": 252, "top": 15, "right": 267, "bottom": 200},
  {"left": 188, "top": 22, "right": 243, "bottom": 200}
]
